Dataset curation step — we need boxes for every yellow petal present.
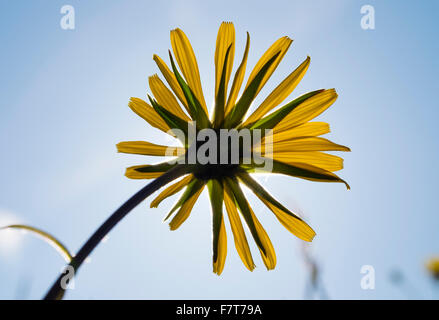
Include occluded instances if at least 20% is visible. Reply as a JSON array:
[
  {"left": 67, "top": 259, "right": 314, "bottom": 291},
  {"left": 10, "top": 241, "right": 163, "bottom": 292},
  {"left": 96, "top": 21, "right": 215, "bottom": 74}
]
[
  {"left": 213, "top": 216, "right": 227, "bottom": 275},
  {"left": 116, "top": 141, "right": 185, "bottom": 157},
  {"left": 243, "top": 56, "right": 310, "bottom": 126},
  {"left": 268, "top": 122, "right": 330, "bottom": 143},
  {"left": 215, "top": 22, "right": 235, "bottom": 102},
  {"left": 244, "top": 36, "right": 293, "bottom": 97},
  {"left": 255, "top": 121, "right": 330, "bottom": 148},
  {"left": 153, "top": 54, "right": 189, "bottom": 113},
  {"left": 275, "top": 89, "right": 337, "bottom": 132},
  {"left": 224, "top": 187, "right": 255, "bottom": 271},
  {"left": 270, "top": 151, "right": 344, "bottom": 172},
  {"left": 257, "top": 195, "right": 316, "bottom": 242},
  {"left": 148, "top": 74, "right": 190, "bottom": 121},
  {"left": 170, "top": 28, "right": 208, "bottom": 114},
  {"left": 225, "top": 32, "right": 250, "bottom": 115},
  {"left": 150, "top": 175, "right": 193, "bottom": 208},
  {"left": 248, "top": 203, "right": 276, "bottom": 270},
  {"left": 266, "top": 137, "right": 351, "bottom": 152},
  {"left": 125, "top": 165, "right": 165, "bottom": 179},
  {"left": 128, "top": 97, "right": 171, "bottom": 134},
  {"left": 278, "top": 162, "right": 351, "bottom": 189},
  {"left": 169, "top": 184, "right": 204, "bottom": 230},
  {"left": 224, "top": 178, "right": 277, "bottom": 270}
]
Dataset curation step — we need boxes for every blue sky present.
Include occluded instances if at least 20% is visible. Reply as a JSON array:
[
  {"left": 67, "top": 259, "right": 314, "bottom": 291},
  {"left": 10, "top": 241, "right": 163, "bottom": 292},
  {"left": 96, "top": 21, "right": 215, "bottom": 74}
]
[{"left": 0, "top": 0, "right": 438, "bottom": 299}]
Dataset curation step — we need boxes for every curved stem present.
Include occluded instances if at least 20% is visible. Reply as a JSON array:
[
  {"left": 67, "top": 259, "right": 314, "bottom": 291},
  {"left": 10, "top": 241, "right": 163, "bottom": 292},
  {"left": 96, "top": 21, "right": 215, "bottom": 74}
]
[{"left": 44, "top": 164, "right": 189, "bottom": 300}]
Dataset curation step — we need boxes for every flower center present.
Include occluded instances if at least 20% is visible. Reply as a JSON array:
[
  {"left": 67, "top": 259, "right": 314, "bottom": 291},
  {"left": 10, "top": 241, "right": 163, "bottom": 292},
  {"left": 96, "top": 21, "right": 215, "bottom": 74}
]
[{"left": 185, "top": 128, "right": 257, "bottom": 180}]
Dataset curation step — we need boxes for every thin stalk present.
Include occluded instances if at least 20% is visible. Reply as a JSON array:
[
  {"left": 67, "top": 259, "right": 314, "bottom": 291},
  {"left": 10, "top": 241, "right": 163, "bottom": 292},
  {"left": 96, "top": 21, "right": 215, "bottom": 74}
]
[{"left": 44, "top": 164, "right": 189, "bottom": 300}]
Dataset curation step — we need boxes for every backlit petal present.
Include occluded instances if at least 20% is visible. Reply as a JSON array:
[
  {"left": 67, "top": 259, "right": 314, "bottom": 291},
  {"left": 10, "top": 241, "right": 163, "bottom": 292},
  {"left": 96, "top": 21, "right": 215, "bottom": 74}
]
[
  {"left": 116, "top": 141, "right": 185, "bottom": 157},
  {"left": 170, "top": 28, "right": 208, "bottom": 114},
  {"left": 215, "top": 22, "right": 235, "bottom": 102},
  {"left": 153, "top": 54, "right": 189, "bottom": 112},
  {"left": 237, "top": 171, "right": 316, "bottom": 242},
  {"left": 244, "top": 56, "right": 310, "bottom": 126},
  {"left": 247, "top": 201, "right": 276, "bottom": 270},
  {"left": 262, "top": 137, "right": 351, "bottom": 152},
  {"left": 125, "top": 165, "right": 166, "bottom": 179},
  {"left": 244, "top": 36, "right": 292, "bottom": 97},
  {"left": 258, "top": 196, "right": 316, "bottom": 241},
  {"left": 267, "top": 122, "right": 330, "bottom": 143},
  {"left": 150, "top": 175, "right": 193, "bottom": 208},
  {"left": 225, "top": 32, "right": 250, "bottom": 115},
  {"left": 169, "top": 184, "right": 204, "bottom": 230},
  {"left": 275, "top": 89, "right": 337, "bottom": 132},
  {"left": 225, "top": 178, "right": 276, "bottom": 270},
  {"left": 270, "top": 152, "right": 344, "bottom": 172},
  {"left": 128, "top": 97, "right": 171, "bottom": 134},
  {"left": 224, "top": 185, "right": 255, "bottom": 271},
  {"left": 213, "top": 215, "right": 227, "bottom": 275},
  {"left": 148, "top": 75, "right": 190, "bottom": 121}
]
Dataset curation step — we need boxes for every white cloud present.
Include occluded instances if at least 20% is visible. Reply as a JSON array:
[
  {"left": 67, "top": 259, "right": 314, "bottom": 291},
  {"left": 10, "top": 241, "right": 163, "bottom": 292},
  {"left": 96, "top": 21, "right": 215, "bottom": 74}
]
[{"left": 0, "top": 209, "right": 24, "bottom": 257}]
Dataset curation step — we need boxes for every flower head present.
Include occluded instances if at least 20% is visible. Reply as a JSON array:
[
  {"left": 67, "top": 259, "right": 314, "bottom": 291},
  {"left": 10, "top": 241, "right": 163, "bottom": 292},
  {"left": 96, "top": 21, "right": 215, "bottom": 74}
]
[{"left": 117, "top": 22, "right": 350, "bottom": 274}]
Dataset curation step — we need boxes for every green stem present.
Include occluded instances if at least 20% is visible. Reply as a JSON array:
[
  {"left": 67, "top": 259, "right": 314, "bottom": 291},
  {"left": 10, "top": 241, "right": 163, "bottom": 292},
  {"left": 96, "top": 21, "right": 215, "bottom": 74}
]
[{"left": 43, "top": 164, "right": 189, "bottom": 300}]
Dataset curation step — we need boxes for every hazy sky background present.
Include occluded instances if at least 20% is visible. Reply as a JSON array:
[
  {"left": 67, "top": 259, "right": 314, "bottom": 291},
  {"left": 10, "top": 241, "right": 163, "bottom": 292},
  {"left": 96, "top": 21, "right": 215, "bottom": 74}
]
[{"left": 1, "top": 0, "right": 438, "bottom": 299}]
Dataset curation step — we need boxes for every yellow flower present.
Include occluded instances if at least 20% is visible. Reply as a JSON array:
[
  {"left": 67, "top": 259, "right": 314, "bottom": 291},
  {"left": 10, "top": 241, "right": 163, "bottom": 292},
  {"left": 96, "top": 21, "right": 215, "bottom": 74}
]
[
  {"left": 426, "top": 257, "right": 439, "bottom": 280},
  {"left": 117, "top": 22, "right": 350, "bottom": 275}
]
